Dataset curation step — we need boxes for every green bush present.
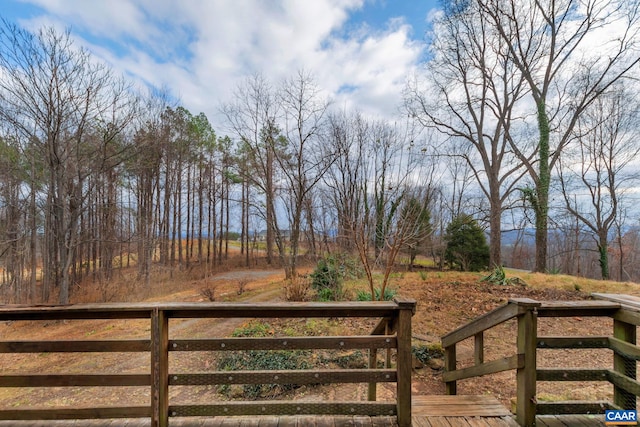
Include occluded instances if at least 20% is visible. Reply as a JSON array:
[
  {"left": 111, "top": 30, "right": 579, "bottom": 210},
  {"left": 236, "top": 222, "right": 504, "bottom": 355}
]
[
  {"left": 217, "top": 321, "right": 310, "bottom": 399},
  {"left": 316, "top": 287, "right": 335, "bottom": 302},
  {"left": 411, "top": 344, "right": 444, "bottom": 364},
  {"left": 444, "top": 214, "right": 490, "bottom": 271},
  {"left": 217, "top": 349, "right": 311, "bottom": 399},
  {"left": 481, "top": 265, "right": 517, "bottom": 286},
  {"left": 310, "top": 253, "right": 363, "bottom": 301}
]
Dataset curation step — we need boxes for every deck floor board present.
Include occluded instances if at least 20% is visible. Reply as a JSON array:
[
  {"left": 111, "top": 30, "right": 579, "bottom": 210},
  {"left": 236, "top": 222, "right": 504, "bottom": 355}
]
[{"left": 0, "top": 414, "right": 607, "bottom": 426}]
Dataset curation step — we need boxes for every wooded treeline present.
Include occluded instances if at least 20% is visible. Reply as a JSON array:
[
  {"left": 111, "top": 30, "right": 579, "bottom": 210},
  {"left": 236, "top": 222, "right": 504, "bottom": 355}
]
[{"left": 1, "top": 0, "right": 640, "bottom": 304}]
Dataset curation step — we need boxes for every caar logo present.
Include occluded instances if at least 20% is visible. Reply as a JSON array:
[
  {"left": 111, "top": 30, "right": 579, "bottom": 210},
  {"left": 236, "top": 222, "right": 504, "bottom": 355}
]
[{"left": 605, "top": 410, "right": 638, "bottom": 425}]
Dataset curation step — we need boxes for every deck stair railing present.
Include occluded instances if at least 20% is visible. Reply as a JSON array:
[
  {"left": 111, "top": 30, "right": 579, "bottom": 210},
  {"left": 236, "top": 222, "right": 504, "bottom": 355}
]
[
  {"left": 0, "top": 298, "right": 416, "bottom": 427},
  {"left": 442, "top": 296, "right": 639, "bottom": 426}
]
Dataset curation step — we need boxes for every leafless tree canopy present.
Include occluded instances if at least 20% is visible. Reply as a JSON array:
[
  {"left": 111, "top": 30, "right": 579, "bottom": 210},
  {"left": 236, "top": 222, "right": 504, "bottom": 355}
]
[{"left": 1, "top": 4, "right": 640, "bottom": 304}]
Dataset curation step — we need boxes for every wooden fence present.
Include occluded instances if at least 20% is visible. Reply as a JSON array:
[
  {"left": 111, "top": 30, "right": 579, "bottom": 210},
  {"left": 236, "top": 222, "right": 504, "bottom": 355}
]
[
  {"left": 441, "top": 296, "right": 639, "bottom": 426},
  {"left": 0, "top": 298, "right": 416, "bottom": 427}
]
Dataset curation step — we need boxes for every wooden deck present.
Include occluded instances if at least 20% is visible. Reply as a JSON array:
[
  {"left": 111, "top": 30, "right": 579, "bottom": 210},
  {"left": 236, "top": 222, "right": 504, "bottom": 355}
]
[
  {"left": 0, "top": 414, "right": 606, "bottom": 426},
  {"left": 412, "top": 395, "right": 517, "bottom": 426},
  {"left": 0, "top": 395, "right": 608, "bottom": 426}
]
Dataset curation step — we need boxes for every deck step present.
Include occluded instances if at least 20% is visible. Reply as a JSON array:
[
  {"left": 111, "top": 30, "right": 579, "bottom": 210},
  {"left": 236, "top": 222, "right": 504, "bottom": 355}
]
[{"left": 412, "top": 395, "right": 512, "bottom": 417}]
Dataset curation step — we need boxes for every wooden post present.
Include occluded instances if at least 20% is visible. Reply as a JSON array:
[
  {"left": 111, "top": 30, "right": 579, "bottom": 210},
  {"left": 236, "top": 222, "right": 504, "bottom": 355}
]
[
  {"left": 368, "top": 347, "right": 378, "bottom": 401},
  {"left": 151, "top": 308, "right": 169, "bottom": 427},
  {"left": 474, "top": 331, "right": 484, "bottom": 366},
  {"left": 394, "top": 297, "right": 415, "bottom": 427},
  {"left": 516, "top": 305, "right": 537, "bottom": 427},
  {"left": 444, "top": 345, "right": 457, "bottom": 395},
  {"left": 385, "top": 322, "right": 392, "bottom": 368},
  {"left": 614, "top": 319, "right": 637, "bottom": 409}
]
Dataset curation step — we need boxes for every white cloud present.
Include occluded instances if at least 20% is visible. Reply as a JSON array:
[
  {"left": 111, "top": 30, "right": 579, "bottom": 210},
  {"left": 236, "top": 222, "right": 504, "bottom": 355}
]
[{"left": 13, "top": 0, "right": 425, "bottom": 127}]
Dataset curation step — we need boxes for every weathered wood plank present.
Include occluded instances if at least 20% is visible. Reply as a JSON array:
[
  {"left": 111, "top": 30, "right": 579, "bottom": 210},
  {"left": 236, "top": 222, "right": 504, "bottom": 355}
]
[
  {"left": 170, "top": 369, "right": 397, "bottom": 386},
  {"left": 609, "top": 336, "right": 640, "bottom": 360},
  {"left": 548, "top": 414, "right": 601, "bottom": 426},
  {"left": 536, "top": 300, "right": 619, "bottom": 318},
  {"left": 171, "top": 336, "right": 397, "bottom": 352},
  {"left": 0, "top": 301, "right": 407, "bottom": 321},
  {"left": 315, "top": 416, "right": 336, "bottom": 427},
  {"left": 412, "top": 396, "right": 511, "bottom": 417},
  {"left": 370, "top": 416, "right": 397, "bottom": 427},
  {"left": 442, "top": 355, "right": 523, "bottom": 383},
  {"left": 424, "top": 417, "right": 456, "bottom": 427},
  {"left": 169, "top": 402, "right": 397, "bottom": 417},
  {"left": 0, "top": 340, "right": 150, "bottom": 353},
  {"left": 607, "top": 369, "right": 640, "bottom": 397},
  {"left": 516, "top": 307, "right": 537, "bottom": 427},
  {"left": 275, "top": 416, "right": 299, "bottom": 427},
  {"left": 396, "top": 303, "right": 413, "bottom": 427},
  {"left": 612, "top": 307, "right": 640, "bottom": 327},
  {"left": 534, "top": 415, "right": 567, "bottom": 427},
  {"left": 444, "top": 345, "right": 456, "bottom": 395},
  {"left": 238, "top": 417, "right": 261, "bottom": 427},
  {"left": 0, "top": 374, "right": 150, "bottom": 387},
  {"left": 151, "top": 307, "right": 169, "bottom": 427},
  {"left": 166, "top": 301, "right": 401, "bottom": 319},
  {"left": 613, "top": 318, "right": 637, "bottom": 409},
  {"left": 536, "top": 368, "right": 608, "bottom": 382},
  {"left": 442, "top": 302, "right": 525, "bottom": 348},
  {"left": 536, "top": 336, "right": 609, "bottom": 349},
  {"left": 0, "top": 407, "right": 150, "bottom": 420},
  {"left": 535, "top": 401, "right": 611, "bottom": 415},
  {"left": 592, "top": 293, "right": 640, "bottom": 309},
  {"left": 410, "top": 416, "right": 431, "bottom": 427},
  {"left": 256, "top": 416, "right": 279, "bottom": 427}
]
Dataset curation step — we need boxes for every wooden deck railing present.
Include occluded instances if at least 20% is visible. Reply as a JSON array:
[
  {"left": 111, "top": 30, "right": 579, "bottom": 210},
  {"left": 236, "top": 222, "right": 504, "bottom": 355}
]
[
  {"left": 441, "top": 296, "right": 639, "bottom": 426},
  {"left": 0, "top": 298, "right": 416, "bottom": 427}
]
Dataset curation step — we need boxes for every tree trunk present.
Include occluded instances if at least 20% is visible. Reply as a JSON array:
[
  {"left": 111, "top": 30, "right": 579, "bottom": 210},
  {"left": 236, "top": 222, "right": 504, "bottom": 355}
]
[{"left": 534, "top": 100, "right": 550, "bottom": 273}]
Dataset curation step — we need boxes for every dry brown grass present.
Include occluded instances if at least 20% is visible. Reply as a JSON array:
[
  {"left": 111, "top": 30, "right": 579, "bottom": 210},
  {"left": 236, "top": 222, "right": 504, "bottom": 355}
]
[{"left": 4, "top": 259, "right": 639, "bottom": 411}]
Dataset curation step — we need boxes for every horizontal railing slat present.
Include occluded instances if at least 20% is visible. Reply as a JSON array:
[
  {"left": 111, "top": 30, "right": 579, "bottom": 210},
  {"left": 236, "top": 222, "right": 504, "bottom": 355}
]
[
  {"left": 0, "top": 340, "right": 150, "bottom": 353},
  {"left": 537, "top": 301, "right": 620, "bottom": 318},
  {"left": 607, "top": 369, "right": 640, "bottom": 397},
  {"left": 442, "top": 302, "right": 524, "bottom": 348},
  {"left": 536, "top": 336, "right": 609, "bottom": 349},
  {"left": 608, "top": 336, "right": 640, "bottom": 360},
  {"left": 536, "top": 401, "right": 612, "bottom": 415},
  {"left": 612, "top": 308, "right": 640, "bottom": 326},
  {"left": 170, "top": 369, "right": 397, "bottom": 386},
  {"left": 0, "top": 406, "right": 151, "bottom": 420},
  {"left": 0, "top": 301, "right": 401, "bottom": 321},
  {"left": 169, "top": 401, "right": 397, "bottom": 417},
  {"left": 536, "top": 368, "right": 608, "bottom": 382},
  {"left": 0, "top": 374, "right": 150, "bottom": 387},
  {"left": 165, "top": 302, "right": 399, "bottom": 318},
  {"left": 442, "top": 354, "right": 523, "bottom": 383},
  {"left": 171, "top": 336, "right": 396, "bottom": 351}
]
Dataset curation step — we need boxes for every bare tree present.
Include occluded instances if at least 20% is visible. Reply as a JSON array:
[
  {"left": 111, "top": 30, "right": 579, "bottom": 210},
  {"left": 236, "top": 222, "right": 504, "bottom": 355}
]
[
  {"left": 323, "top": 110, "right": 369, "bottom": 253},
  {"left": 557, "top": 85, "right": 640, "bottom": 279},
  {"left": 478, "top": 0, "right": 640, "bottom": 272},
  {"left": 222, "top": 74, "right": 279, "bottom": 266},
  {"left": 405, "top": 0, "right": 530, "bottom": 267},
  {"left": 347, "top": 122, "right": 435, "bottom": 299},
  {"left": 0, "top": 22, "right": 137, "bottom": 303},
  {"left": 277, "top": 70, "right": 333, "bottom": 278}
]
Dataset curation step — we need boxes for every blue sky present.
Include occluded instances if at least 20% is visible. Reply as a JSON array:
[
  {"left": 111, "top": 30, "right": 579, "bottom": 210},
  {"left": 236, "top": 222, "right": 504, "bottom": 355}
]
[{"left": 2, "top": 0, "right": 440, "bottom": 127}]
